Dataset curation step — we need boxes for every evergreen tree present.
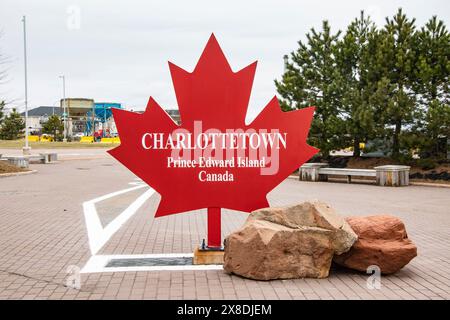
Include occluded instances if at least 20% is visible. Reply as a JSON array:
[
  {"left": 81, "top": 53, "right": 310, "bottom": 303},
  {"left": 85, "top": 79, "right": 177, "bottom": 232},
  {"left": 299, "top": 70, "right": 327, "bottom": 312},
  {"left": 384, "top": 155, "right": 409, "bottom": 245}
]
[
  {"left": 0, "top": 109, "right": 25, "bottom": 140},
  {"left": 377, "top": 8, "right": 418, "bottom": 158},
  {"left": 414, "top": 16, "right": 450, "bottom": 157},
  {"left": 42, "top": 115, "right": 64, "bottom": 141},
  {"left": 336, "top": 11, "right": 381, "bottom": 157},
  {"left": 275, "top": 21, "right": 345, "bottom": 158},
  {"left": 275, "top": 9, "right": 449, "bottom": 160}
]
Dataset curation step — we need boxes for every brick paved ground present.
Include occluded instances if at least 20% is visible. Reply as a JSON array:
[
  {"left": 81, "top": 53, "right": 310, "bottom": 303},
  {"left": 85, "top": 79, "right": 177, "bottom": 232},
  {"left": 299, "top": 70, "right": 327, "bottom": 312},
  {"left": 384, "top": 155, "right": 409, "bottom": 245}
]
[{"left": 0, "top": 152, "right": 449, "bottom": 300}]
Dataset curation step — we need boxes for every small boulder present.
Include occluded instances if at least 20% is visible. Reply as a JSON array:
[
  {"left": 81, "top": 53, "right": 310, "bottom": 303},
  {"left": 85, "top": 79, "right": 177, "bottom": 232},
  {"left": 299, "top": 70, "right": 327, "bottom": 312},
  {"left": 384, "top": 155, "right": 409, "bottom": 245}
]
[
  {"left": 223, "top": 201, "right": 357, "bottom": 280},
  {"left": 333, "top": 215, "right": 417, "bottom": 274}
]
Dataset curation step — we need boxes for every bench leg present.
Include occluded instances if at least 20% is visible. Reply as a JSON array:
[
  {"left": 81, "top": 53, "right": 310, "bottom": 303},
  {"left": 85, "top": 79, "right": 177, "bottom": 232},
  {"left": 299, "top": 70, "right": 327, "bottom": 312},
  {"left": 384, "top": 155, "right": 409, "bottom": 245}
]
[{"left": 347, "top": 175, "right": 351, "bottom": 183}]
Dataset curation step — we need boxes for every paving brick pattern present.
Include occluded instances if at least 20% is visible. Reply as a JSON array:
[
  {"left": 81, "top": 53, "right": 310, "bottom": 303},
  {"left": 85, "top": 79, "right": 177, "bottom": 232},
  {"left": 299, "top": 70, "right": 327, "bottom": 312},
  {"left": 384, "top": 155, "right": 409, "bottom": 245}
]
[{"left": 0, "top": 155, "right": 449, "bottom": 300}]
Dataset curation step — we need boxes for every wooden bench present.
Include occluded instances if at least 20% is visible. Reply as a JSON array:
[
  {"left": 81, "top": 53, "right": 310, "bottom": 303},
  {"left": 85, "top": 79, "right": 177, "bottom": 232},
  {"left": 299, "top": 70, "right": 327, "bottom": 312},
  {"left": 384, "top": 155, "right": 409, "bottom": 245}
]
[
  {"left": 27, "top": 153, "right": 58, "bottom": 164},
  {"left": 28, "top": 155, "right": 45, "bottom": 163},
  {"left": 318, "top": 167, "right": 376, "bottom": 183},
  {"left": 39, "top": 152, "right": 58, "bottom": 163},
  {"left": 299, "top": 163, "right": 410, "bottom": 186}
]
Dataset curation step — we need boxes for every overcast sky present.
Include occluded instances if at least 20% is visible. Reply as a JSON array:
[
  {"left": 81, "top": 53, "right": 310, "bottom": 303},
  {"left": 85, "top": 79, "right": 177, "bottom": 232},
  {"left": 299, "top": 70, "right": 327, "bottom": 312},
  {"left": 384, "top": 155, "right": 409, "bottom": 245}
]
[{"left": 1, "top": 0, "right": 449, "bottom": 121}]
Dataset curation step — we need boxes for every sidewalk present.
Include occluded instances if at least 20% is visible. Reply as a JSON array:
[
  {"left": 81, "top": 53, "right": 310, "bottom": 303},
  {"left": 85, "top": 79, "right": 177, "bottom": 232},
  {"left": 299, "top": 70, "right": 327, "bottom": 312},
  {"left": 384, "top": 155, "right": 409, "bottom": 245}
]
[{"left": 0, "top": 156, "right": 449, "bottom": 300}]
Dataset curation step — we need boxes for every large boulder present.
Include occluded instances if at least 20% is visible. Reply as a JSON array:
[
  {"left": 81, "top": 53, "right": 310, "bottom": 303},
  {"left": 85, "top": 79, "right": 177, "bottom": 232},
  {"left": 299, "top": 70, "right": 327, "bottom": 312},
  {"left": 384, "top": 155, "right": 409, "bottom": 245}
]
[
  {"left": 223, "top": 201, "right": 357, "bottom": 280},
  {"left": 333, "top": 215, "right": 417, "bottom": 274}
]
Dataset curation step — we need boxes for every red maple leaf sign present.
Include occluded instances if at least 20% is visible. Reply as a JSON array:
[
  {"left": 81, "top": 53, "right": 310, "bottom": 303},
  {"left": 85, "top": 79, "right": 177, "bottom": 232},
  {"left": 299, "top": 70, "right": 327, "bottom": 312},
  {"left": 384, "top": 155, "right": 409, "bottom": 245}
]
[{"left": 108, "top": 34, "right": 318, "bottom": 222}]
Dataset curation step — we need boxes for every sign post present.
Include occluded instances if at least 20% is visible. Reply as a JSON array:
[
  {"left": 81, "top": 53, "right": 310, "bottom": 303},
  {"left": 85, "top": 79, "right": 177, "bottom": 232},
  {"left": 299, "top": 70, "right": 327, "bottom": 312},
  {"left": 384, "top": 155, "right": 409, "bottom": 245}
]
[{"left": 207, "top": 207, "right": 222, "bottom": 249}]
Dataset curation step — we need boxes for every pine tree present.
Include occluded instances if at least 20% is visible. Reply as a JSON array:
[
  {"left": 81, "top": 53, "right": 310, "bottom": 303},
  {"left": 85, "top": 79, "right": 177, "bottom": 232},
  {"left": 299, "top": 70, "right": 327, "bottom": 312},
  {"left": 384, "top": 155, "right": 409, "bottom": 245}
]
[
  {"left": 42, "top": 115, "right": 64, "bottom": 141},
  {"left": 377, "top": 8, "right": 418, "bottom": 158},
  {"left": 414, "top": 16, "right": 450, "bottom": 157},
  {"left": 336, "top": 11, "right": 381, "bottom": 157},
  {"left": 275, "top": 21, "right": 345, "bottom": 158},
  {"left": 0, "top": 108, "right": 25, "bottom": 140}
]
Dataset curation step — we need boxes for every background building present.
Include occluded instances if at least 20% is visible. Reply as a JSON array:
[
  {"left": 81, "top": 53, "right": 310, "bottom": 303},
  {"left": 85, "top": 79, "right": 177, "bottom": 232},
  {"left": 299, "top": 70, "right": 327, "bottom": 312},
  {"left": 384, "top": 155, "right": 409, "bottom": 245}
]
[
  {"left": 21, "top": 102, "right": 181, "bottom": 138},
  {"left": 60, "top": 98, "right": 95, "bottom": 136},
  {"left": 20, "top": 106, "right": 62, "bottom": 135},
  {"left": 87, "top": 102, "right": 122, "bottom": 138}
]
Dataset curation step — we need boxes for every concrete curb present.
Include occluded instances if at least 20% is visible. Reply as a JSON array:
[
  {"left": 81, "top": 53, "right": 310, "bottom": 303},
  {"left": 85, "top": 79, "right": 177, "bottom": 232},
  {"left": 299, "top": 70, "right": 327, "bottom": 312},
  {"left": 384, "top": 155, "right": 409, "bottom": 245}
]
[
  {"left": 410, "top": 181, "right": 450, "bottom": 188},
  {"left": 290, "top": 174, "right": 450, "bottom": 188},
  {"left": 0, "top": 170, "right": 37, "bottom": 178}
]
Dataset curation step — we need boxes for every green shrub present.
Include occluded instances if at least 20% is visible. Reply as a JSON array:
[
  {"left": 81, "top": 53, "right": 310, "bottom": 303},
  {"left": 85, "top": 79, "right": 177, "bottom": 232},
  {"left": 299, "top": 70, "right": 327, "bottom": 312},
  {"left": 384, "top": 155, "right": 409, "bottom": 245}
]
[{"left": 416, "top": 159, "right": 437, "bottom": 170}]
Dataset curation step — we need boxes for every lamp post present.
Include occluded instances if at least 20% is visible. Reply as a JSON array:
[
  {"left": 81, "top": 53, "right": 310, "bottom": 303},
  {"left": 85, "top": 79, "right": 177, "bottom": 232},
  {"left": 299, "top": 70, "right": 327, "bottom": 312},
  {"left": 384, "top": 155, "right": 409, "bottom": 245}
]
[
  {"left": 59, "top": 75, "right": 67, "bottom": 142},
  {"left": 22, "top": 15, "right": 31, "bottom": 155}
]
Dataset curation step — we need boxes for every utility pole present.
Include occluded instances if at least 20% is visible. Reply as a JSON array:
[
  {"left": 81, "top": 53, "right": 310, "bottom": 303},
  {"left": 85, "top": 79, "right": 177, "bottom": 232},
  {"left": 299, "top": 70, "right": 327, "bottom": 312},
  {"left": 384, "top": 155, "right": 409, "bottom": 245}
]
[
  {"left": 59, "top": 75, "right": 67, "bottom": 142},
  {"left": 103, "top": 104, "right": 106, "bottom": 138},
  {"left": 91, "top": 103, "right": 95, "bottom": 142},
  {"left": 22, "top": 15, "right": 31, "bottom": 155}
]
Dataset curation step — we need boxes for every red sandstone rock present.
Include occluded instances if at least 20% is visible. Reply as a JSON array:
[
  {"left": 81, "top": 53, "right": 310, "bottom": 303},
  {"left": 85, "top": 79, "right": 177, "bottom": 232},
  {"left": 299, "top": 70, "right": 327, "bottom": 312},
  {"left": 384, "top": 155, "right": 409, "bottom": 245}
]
[
  {"left": 333, "top": 215, "right": 417, "bottom": 274},
  {"left": 223, "top": 201, "right": 357, "bottom": 280}
]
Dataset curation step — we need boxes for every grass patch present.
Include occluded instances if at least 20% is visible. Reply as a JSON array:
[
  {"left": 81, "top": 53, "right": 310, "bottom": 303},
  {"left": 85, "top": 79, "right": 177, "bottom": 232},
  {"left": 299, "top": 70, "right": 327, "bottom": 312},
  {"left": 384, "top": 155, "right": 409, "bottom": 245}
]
[
  {"left": 0, "top": 139, "right": 116, "bottom": 149},
  {"left": 0, "top": 161, "right": 28, "bottom": 174}
]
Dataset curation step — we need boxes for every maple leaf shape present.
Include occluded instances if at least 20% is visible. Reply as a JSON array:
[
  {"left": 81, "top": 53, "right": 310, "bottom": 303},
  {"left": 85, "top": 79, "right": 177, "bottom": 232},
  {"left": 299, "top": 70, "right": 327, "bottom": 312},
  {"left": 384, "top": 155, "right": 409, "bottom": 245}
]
[{"left": 108, "top": 34, "right": 318, "bottom": 217}]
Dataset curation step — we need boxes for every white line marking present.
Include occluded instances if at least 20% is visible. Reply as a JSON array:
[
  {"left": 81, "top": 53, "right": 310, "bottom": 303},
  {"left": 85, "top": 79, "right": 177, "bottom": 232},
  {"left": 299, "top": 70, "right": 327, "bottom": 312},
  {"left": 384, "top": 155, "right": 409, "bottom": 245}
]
[
  {"left": 83, "top": 184, "right": 152, "bottom": 255},
  {"left": 80, "top": 254, "right": 223, "bottom": 273},
  {"left": 128, "top": 181, "right": 146, "bottom": 186},
  {"left": 93, "top": 265, "right": 224, "bottom": 273},
  {"left": 81, "top": 182, "right": 222, "bottom": 274},
  {"left": 110, "top": 253, "right": 195, "bottom": 259},
  {"left": 86, "top": 184, "right": 146, "bottom": 204},
  {"left": 100, "top": 189, "right": 154, "bottom": 251}
]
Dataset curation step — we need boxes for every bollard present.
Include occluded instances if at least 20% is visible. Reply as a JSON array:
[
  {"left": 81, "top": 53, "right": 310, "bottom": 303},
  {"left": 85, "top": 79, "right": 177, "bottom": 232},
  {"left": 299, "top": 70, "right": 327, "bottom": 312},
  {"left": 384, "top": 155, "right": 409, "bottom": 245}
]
[
  {"left": 6, "top": 156, "right": 30, "bottom": 168},
  {"left": 374, "top": 165, "right": 410, "bottom": 186},
  {"left": 299, "top": 163, "right": 329, "bottom": 182}
]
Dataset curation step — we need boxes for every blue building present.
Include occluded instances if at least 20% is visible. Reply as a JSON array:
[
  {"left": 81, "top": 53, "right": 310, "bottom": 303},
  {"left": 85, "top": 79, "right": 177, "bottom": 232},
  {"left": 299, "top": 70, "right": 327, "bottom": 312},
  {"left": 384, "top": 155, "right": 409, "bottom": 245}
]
[{"left": 86, "top": 102, "right": 123, "bottom": 137}]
